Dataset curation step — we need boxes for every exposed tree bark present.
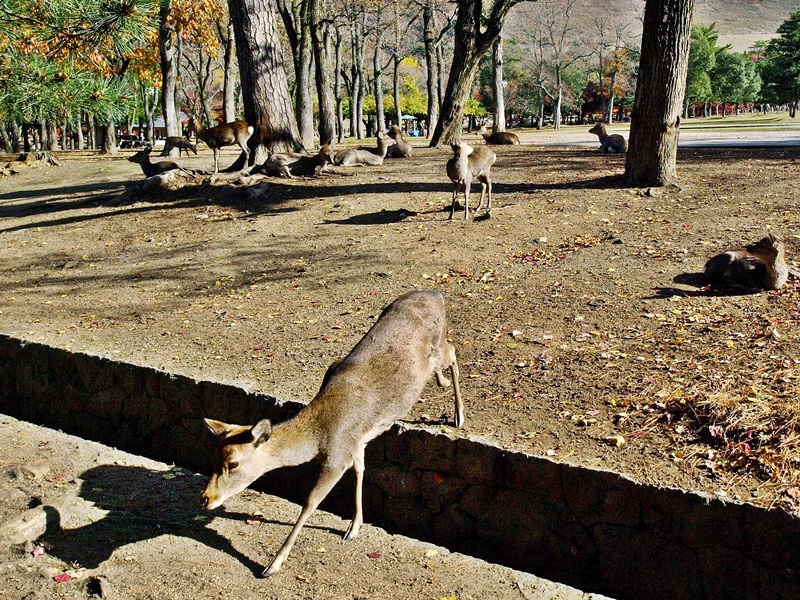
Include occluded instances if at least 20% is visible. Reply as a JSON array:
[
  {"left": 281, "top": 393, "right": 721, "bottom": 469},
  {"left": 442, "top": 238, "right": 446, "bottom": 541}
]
[
  {"left": 87, "top": 114, "right": 96, "bottom": 150},
  {"left": 159, "top": 0, "right": 182, "bottom": 156},
  {"left": 140, "top": 83, "right": 158, "bottom": 146},
  {"left": 625, "top": 0, "right": 694, "bottom": 187},
  {"left": 374, "top": 38, "right": 387, "bottom": 134},
  {"left": 348, "top": 11, "right": 367, "bottom": 139},
  {"left": 492, "top": 36, "right": 506, "bottom": 132},
  {"left": 219, "top": 18, "right": 238, "bottom": 123},
  {"left": 310, "top": 0, "right": 336, "bottom": 146},
  {"left": 422, "top": 0, "right": 440, "bottom": 136},
  {"left": 335, "top": 27, "right": 345, "bottom": 142},
  {"left": 101, "top": 122, "right": 118, "bottom": 155},
  {"left": 10, "top": 121, "right": 21, "bottom": 153},
  {"left": 228, "top": 0, "right": 302, "bottom": 162},
  {"left": 276, "top": 0, "right": 315, "bottom": 148},
  {"left": 429, "top": 0, "right": 521, "bottom": 147},
  {"left": 75, "top": 116, "right": 84, "bottom": 150},
  {"left": 0, "top": 124, "right": 13, "bottom": 153}
]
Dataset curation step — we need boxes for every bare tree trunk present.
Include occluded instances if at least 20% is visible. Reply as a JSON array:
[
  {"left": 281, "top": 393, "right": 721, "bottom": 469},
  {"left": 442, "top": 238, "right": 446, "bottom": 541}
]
[
  {"left": 392, "top": 55, "right": 402, "bottom": 127},
  {"left": 0, "top": 124, "right": 12, "bottom": 153},
  {"left": 229, "top": 0, "right": 302, "bottom": 162},
  {"left": 101, "top": 122, "right": 118, "bottom": 155},
  {"left": 276, "top": 0, "right": 315, "bottom": 148},
  {"left": 47, "top": 122, "right": 59, "bottom": 150},
  {"left": 335, "top": 27, "right": 345, "bottom": 142},
  {"left": 429, "top": 0, "right": 517, "bottom": 146},
  {"left": 10, "top": 121, "right": 21, "bottom": 153},
  {"left": 349, "top": 13, "right": 367, "bottom": 139},
  {"left": 606, "top": 70, "right": 617, "bottom": 122},
  {"left": 75, "top": 116, "right": 84, "bottom": 150},
  {"left": 423, "top": 0, "right": 439, "bottom": 136},
  {"left": 310, "top": 0, "right": 335, "bottom": 146},
  {"left": 159, "top": 0, "right": 182, "bottom": 156},
  {"left": 492, "top": 36, "right": 506, "bottom": 132},
  {"left": 374, "top": 36, "right": 386, "bottom": 133},
  {"left": 625, "top": 0, "right": 693, "bottom": 187},
  {"left": 222, "top": 19, "right": 238, "bottom": 123}
]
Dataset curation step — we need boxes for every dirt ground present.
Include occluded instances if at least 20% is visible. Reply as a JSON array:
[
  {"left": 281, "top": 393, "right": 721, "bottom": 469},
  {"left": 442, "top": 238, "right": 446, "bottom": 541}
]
[
  {"left": 1, "top": 137, "right": 799, "bottom": 515},
  {"left": 0, "top": 417, "right": 608, "bottom": 599}
]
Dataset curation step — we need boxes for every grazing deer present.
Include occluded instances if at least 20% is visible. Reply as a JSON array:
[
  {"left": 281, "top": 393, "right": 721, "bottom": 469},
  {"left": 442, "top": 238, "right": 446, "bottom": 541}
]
[
  {"left": 589, "top": 122, "right": 627, "bottom": 153},
  {"left": 259, "top": 145, "right": 336, "bottom": 178},
  {"left": 386, "top": 125, "right": 413, "bottom": 158},
  {"left": 478, "top": 124, "right": 520, "bottom": 145},
  {"left": 189, "top": 116, "right": 254, "bottom": 173},
  {"left": 202, "top": 290, "right": 463, "bottom": 577},
  {"left": 333, "top": 132, "right": 395, "bottom": 166},
  {"left": 160, "top": 136, "right": 197, "bottom": 157},
  {"left": 703, "top": 233, "right": 789, "bottom": 290},
  {"left": 127, "top": 146, "right": 181, "bottom": 178},
  {"left": 446, "top": 142, "right": 496, "bottom": 220}
]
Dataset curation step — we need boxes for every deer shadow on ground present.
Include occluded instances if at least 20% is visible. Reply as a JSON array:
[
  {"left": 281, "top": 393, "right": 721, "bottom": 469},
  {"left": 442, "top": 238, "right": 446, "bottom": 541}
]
[
  {"left": 647, "top": 272, "right": 766, "bottom": 299},
  {"left": 37, "top": 464, "right": 337, "bottom": 575}
]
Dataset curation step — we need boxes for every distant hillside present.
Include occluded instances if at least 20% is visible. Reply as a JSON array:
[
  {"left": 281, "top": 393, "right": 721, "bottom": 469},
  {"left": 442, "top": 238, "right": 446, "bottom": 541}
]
[{"left": 508, "top": 0, "right": 800, "bottom": 52}]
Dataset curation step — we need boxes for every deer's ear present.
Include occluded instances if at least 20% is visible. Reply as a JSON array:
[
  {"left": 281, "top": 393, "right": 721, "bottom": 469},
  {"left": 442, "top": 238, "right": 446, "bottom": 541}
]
[
  {"left": 205, "top": 418, "right": 234, "bottom": 437},
  {"left": 251, "top": 419, "right": 272, "bottom": 447}
]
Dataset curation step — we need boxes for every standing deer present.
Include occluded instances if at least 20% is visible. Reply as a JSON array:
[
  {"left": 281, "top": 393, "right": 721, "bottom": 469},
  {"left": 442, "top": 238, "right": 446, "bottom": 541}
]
[
  {"left": 201, "top": 290, "right": 463, "bottom": 577},
  {"left": 160, "top": 136, "right": 197, "bottom": 157},
  {"left": 478, "top": 124, "right": 520, "bottom": 145},
  {"left": 703, "top": 233, "right": 789, "bottom": 290},
  {"left": 189, "top": 116, "right": 254, "bottom": 173},
  {"left": 333, "top": 132, "right": 395, "bottom": 166},
  {"left": 446, "top": 142, "right": 496, "bottom": 220},
  {"left": 589, "top": 122, "right": 627, "bottom": 153},
  {"left": 386, "top": 125, "right": 413, "bottom": 158},
  {"left": 127, "top": 146, "right": 181, "bottom": 178}
]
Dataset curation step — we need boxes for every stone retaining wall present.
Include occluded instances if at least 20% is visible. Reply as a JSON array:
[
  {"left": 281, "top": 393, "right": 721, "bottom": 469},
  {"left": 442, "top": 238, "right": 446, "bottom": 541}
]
[{"left": 1, "top": 334, "right": 798, "bottom": 599}]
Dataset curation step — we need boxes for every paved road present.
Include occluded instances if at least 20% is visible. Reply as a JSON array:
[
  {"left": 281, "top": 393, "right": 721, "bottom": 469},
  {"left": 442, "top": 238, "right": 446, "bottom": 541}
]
[{"left": 514, "top": 129, "right": 800, "bottom": 148}]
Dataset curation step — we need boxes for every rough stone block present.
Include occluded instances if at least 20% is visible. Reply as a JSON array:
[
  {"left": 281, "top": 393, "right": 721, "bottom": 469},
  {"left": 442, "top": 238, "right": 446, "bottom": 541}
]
[
  {"left": 434, "top": 504, "right": 476, "bottom": 545},
  {"left": 503, "top": 452, "right": 563, "bottom": 503},
  {"left": 456, "top": 438, "right": 501, "bottom": 484},
  {"left": 408, "top": 429, "right": 455, "bottom": 471},
  {"left": 369, "top": 464, "right": 421, "bottom": 498},
  {"left": 460, "top": 484, "right": 497, "bottom": 519},
  {"left": 420, "top": 470, "right": 468, "bottom": 514},
  {"left": 562, "top": 466, "right": 640, "bottom": 527}
]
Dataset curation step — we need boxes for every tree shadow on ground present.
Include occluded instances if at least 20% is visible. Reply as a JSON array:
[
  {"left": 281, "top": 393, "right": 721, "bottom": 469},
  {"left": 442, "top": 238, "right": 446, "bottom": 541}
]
[{"left": 38, "top": 464, "right": 337, "bottom": 575}]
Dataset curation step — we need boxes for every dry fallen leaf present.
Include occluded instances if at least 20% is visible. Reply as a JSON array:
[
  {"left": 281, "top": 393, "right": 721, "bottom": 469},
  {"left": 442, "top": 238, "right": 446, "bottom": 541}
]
[{"left": 605, "top": 434, "right": 626, "bottom": 447}]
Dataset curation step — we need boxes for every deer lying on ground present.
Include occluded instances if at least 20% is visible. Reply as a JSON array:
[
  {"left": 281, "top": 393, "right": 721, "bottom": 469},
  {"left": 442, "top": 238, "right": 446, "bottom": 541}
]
[
  {"left": 258, "top": 145, "right": 335, "bottom": 178},
  {"left": 589, "top": 122, "right": 627, "bottom": 153},
  {"left": 703, "top": 233, "right": 790, "bottom": 290},
  {"left": 160, "top": 136, "right": 197, "bottom": 157},
  {"left": 478, "top": 124, "right": 520, "bottom": 145},
  {"left": 446, "top": 142, "right": 496, "bottom": 220},
  {"left": 386, "top": 125, "right": 413, "bottom": 158},
  {"left": 189, "top": 116, "right": 254, "bottom": 173},
  {"left": 333, "top": 132, "right": 395, "bottom": 166},
  {"left": 201, "top": 290, "right": 463, "bottom": 577},
  {"left": 127, "top": 146, "right": 182, "bottom": 178}
]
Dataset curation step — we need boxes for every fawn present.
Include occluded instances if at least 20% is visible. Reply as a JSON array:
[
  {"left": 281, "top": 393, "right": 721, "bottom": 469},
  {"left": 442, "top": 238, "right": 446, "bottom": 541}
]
[
  {"left": 589, "top": 122, "right": 627, "bottom": 153},
  {"left": 703, "top": 233, "right": 789, "bottom": 290},
  {"left": 478, "top": 124, "right": 520, "bottom": 145},
  {"left": 189, "top": 116, "right": 254, "bottom": 173},
  {"left": 333, "top": 132, "right": 395, "bottom": 166},
  {"left": 386, "top": 125, "right": 413, "bottom": 158},
  {"left": 160, "top": 136, "right": 197, "bottom": 157},
  {"left": 201, "top": 290, "right": 463, "bottom": 577},
  {"left": 127, "top": 147, "right": 181, "bottom": 178},
  {"left": 446, "top": 142, "right": 496, "bottom": 220},
  {"left": 260, "top": 145, "right": 335, "bottom": 178}
]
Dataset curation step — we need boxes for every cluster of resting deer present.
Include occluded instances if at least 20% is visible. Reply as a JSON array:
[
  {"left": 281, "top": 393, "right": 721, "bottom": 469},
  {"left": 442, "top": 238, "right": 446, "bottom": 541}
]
[{"left": 136, "top": 117, "right": 793, "bottom": 580}]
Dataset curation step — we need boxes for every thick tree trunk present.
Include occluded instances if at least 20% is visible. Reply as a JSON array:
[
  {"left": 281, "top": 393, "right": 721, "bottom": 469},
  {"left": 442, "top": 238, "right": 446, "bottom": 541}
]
[
  {"left": 10, "top": 121, "right": 21, "bottom": 153},
  {"left": 159, "top": 0, "right": 182, "bottom": 151},
  {"left": 310, "top": 0, "right": 335, "bottom": 146},
  {"left": 0, "top": 124, "right": 12, "bottom": 153},
  {"left": 101, "top": 122, "right": 118, "bottom": 155},
  {"left": 625, "top": 0, "right": 694, "bottom": 187},
  {"left": 492, "top": 37, "right": 506, "bottom": 132},
  {"left": 350, "top": 14, "right": 367, "bottom": 139},
  {"left": 429, "top": 0, "right": 516, "bottom": 146},
  {"left": 423, "top": 0, "right": 439, "bottom": 137},
  {"left": 229, "top": 0, "right": 302, "bottom": 162},
  {"left": 276, "top": 0, "right": 314, "bottom": 148},
  {"left": 76, "top": 116, "right": 84, "bottom": 150}
]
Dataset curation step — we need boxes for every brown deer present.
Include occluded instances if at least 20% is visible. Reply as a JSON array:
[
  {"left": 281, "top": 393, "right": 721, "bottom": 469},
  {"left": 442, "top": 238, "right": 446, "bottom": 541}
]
[
  {"left": 478, "top": 124, "right": 520, "bottom": 145},
  {"left": 703, "top": 233, "right": 789, "bottom": 290},
  {"left": 333, "top": 132, "right": 395, "bottom": 166},
  {"left": 589, "top": 122, "right": 627, "bottom": 153},
  {"left": 446, "top": 142, "right": 496, "bottom": 220},
  {"left": 188, "top": 116, "right": 254, "bottom": 173},
  {"left": 160, "top": 136, "right": 197, "bottom": 157},
  {"left": 386, "top": 125, "right": 413, "bottom": 158},
  {"left": 201, "top": 290, "right": 463, "bottom": 577},
  {"left": 127, "top": 146, "right": 181, "bottom": 178},
  {"left": 259, "top": 145, "right": 335, "bottom": 178}
]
